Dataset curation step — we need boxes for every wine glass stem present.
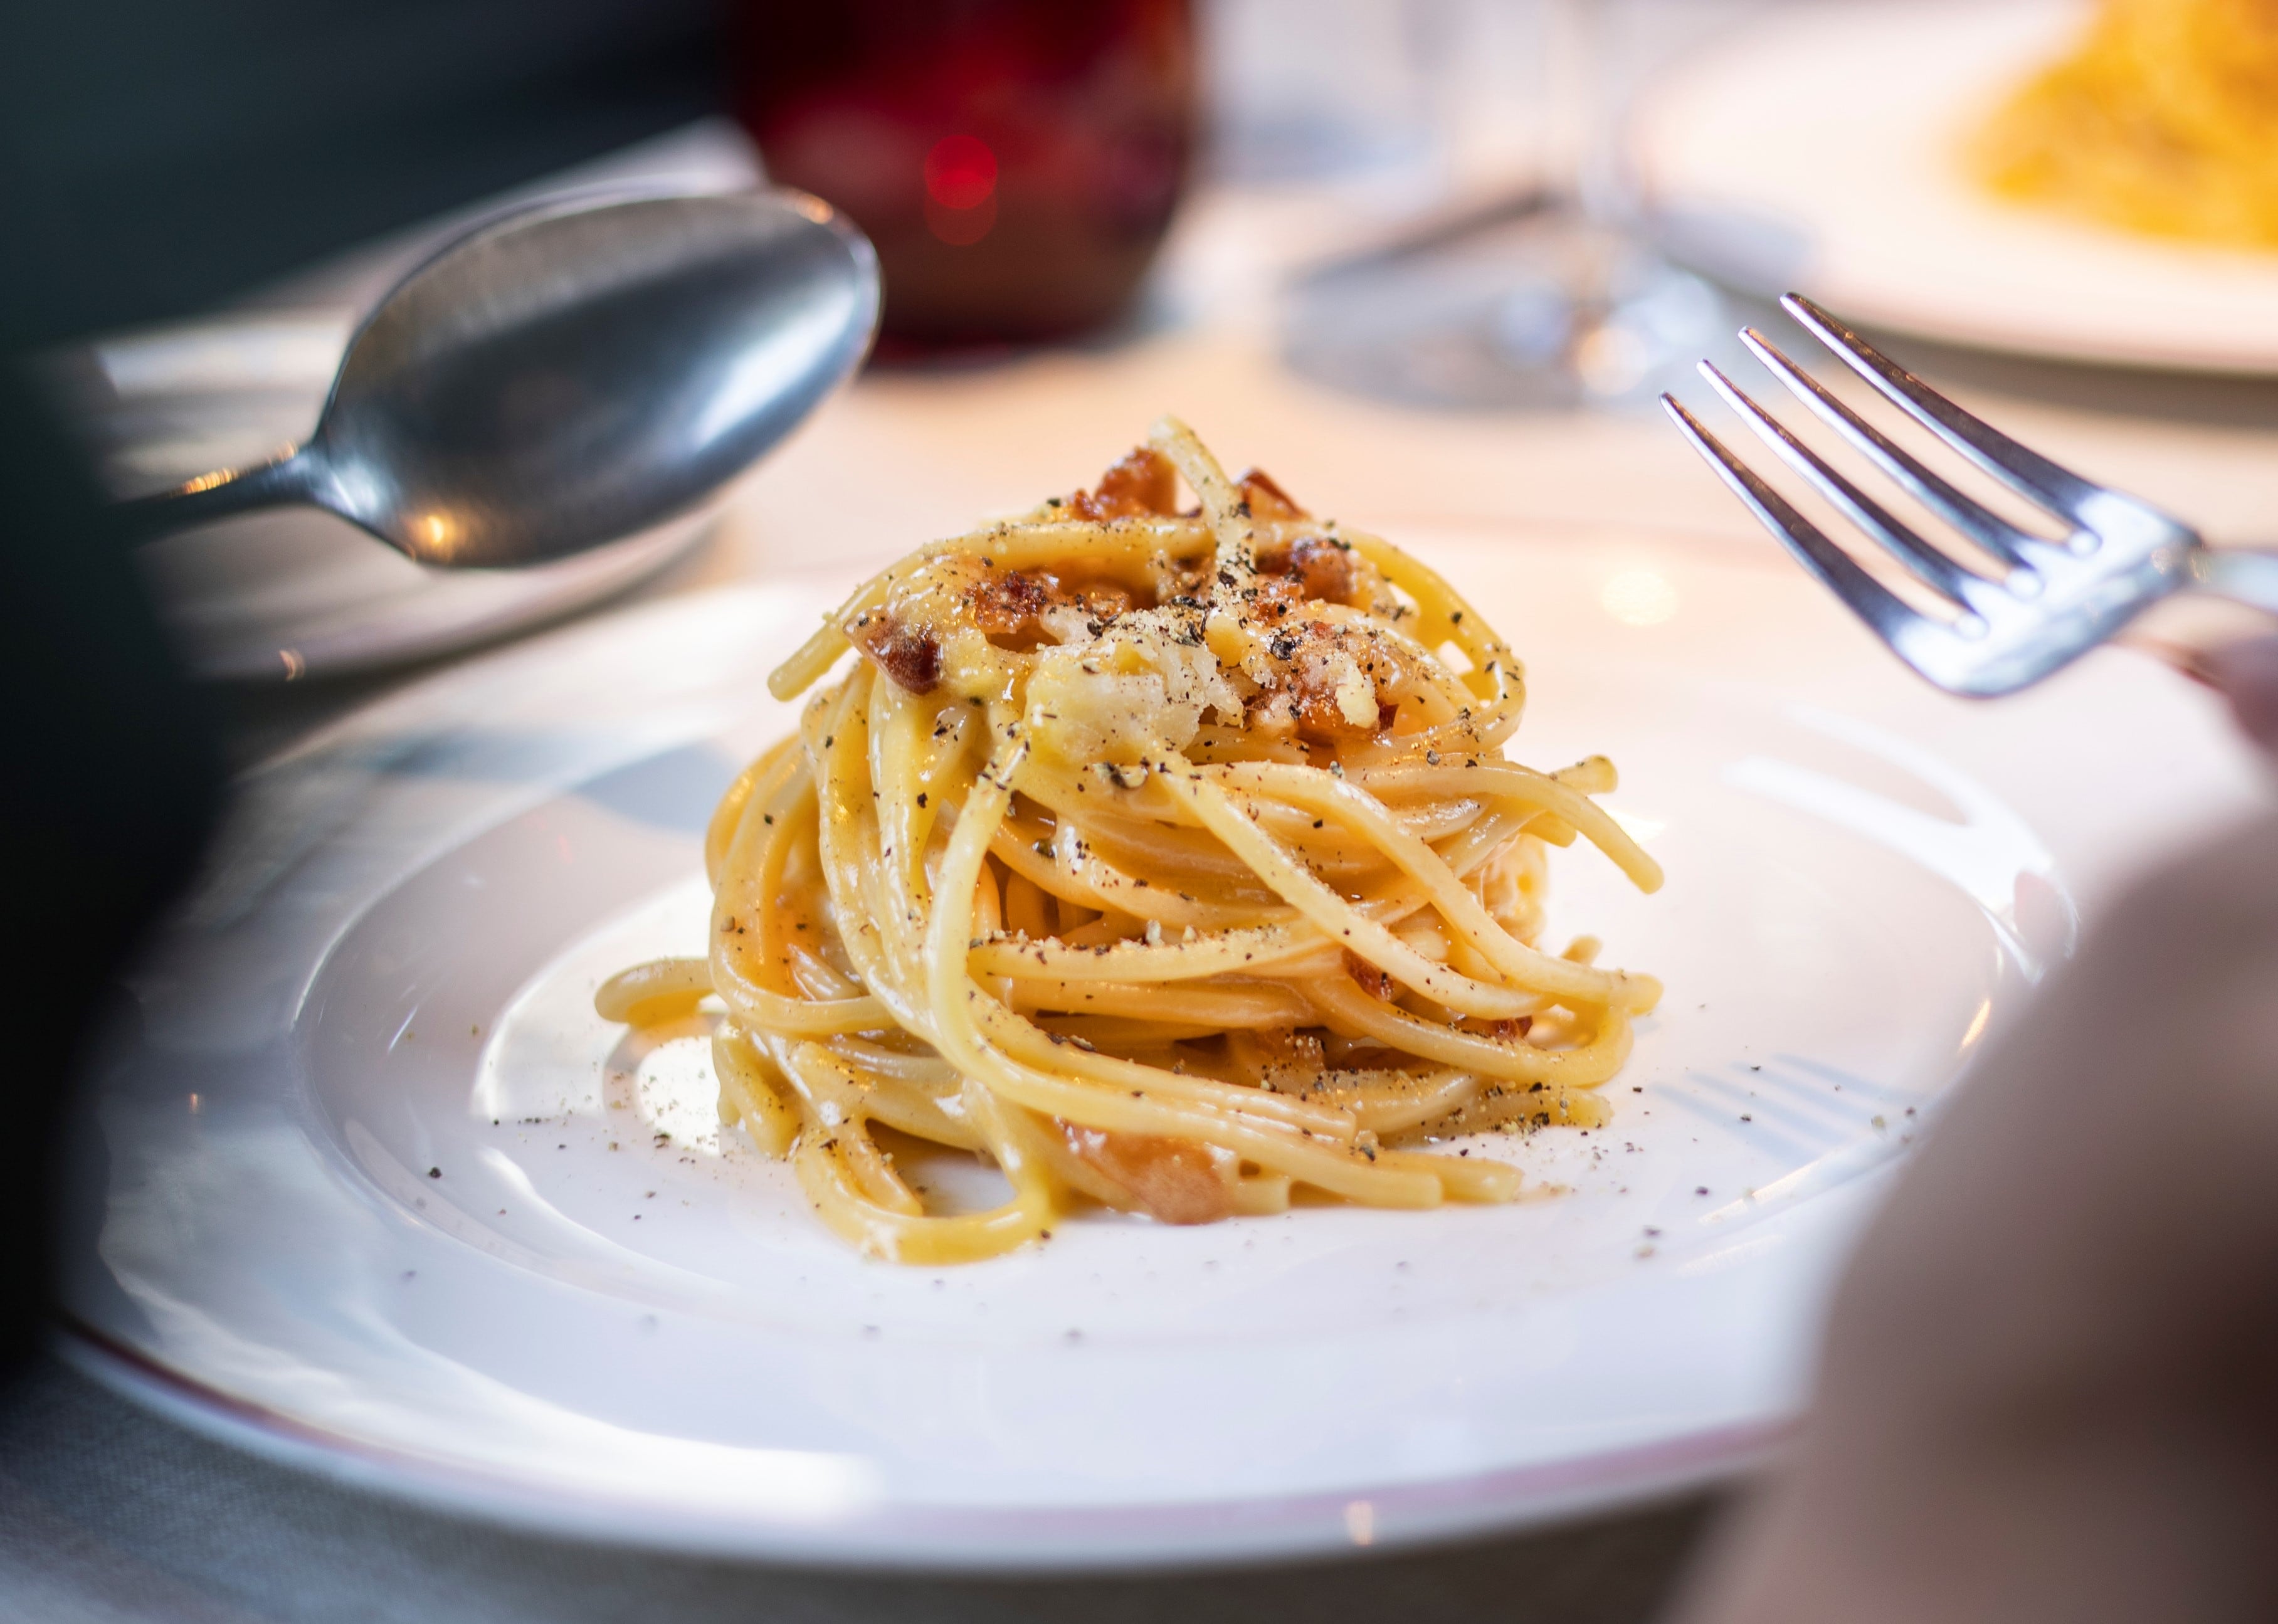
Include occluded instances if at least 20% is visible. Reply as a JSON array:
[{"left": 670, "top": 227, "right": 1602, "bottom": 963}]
[{"left": 1544, "top": 0, "right": 1616, "bottom": 224}]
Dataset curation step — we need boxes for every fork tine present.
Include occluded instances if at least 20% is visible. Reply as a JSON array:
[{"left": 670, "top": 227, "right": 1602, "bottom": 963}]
[
  {"left": 1696, "top": 361, "right": 1995, "bottom": 617},
  {"left": 1660, "top": 393, "right": 1935, "bottom": 659},
  {"left": 1737, "top": 329, "right": 2054, "bottom": 574},
  {"left": 1781, "top": 293, "right": 2102, "bottom": 524}
]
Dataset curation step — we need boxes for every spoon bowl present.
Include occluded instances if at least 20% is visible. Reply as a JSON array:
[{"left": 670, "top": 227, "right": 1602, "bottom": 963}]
[{"left": 125, "top": 189, "right": 879, "bottom": 568}]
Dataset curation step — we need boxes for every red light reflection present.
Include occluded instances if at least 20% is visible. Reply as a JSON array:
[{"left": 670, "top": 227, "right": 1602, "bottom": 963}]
[{"left": 924, "top": 135, "right": 998, "bottom": 209}]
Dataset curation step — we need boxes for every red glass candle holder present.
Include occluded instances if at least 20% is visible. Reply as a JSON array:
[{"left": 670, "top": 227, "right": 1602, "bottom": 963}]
[{"left": 737, "top": 0, "right": 1196, "bottom": 350}]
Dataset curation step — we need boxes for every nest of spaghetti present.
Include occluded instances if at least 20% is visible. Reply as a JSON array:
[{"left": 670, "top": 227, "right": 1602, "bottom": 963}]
[{"left": 599, "top": 418, "right": 1662, "bottom": 1263}]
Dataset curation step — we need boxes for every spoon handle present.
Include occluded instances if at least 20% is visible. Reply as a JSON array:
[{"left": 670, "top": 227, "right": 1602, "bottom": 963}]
[{"left": 115, "top": 448, "right": 321, "bottom": 544}]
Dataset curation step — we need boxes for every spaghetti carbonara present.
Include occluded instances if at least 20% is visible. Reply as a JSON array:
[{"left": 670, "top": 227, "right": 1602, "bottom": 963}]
[
  {"left": 1972, "top": 0, "right": 2278, "bottom": 248},
  {"left": 598, "top": 419, "right": 1661, "bottom": 1262}
]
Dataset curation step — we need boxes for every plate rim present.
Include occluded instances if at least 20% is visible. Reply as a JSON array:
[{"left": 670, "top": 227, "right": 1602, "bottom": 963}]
[{"left": 58, "top": 1319, "right": 1778, "bottom": 1569}]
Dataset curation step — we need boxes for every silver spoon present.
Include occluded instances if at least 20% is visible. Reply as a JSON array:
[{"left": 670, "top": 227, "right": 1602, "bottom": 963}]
[{"left": 119, "top": 187, "right": 879, "bottom": 567}]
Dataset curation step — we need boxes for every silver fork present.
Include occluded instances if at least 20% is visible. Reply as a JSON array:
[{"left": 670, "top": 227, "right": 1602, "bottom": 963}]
[{"left": 1661, "top": 292, "right": 2278, "bottom": 697}]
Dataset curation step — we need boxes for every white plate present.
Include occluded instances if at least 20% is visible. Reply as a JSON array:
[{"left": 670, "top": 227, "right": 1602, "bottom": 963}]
[
  {"left": 60, "top": 527, "right": 2266, "bottom": 1568},
  {"left": 1633, "top": 0, "right": 2278, "bottom": 375}
]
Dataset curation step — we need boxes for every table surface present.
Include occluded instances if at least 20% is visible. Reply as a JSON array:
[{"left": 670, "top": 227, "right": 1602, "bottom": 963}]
[
  {"left": 0, "top": 1353, "right": 1717, "bottom": 1624},
  {"left": 27, "top": 66, "right": 2278, "bottom": 1623},
  {"left": 217, "top": 169, "right": 2278, "bottom": 760}
]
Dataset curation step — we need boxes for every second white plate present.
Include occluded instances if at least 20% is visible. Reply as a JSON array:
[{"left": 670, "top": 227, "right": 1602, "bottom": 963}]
[{"left": 1635, "top": 0, "right": 2278, "bottom": 374}]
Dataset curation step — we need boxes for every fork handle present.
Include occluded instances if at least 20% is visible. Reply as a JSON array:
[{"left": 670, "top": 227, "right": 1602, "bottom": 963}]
[{"left": 2193, "top": 548, "right": 2278, "bottom": 616}]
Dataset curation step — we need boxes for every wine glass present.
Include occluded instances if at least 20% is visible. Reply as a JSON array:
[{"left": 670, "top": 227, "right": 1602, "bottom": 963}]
[{"left": 1282, "top": 0, "right": 1727, "bottom": 411}]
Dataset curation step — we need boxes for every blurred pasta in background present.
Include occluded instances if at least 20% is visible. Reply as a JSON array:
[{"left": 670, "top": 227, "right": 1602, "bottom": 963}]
[{"left": 1973, "top": 0, "right": 2278, "bottom": 249}]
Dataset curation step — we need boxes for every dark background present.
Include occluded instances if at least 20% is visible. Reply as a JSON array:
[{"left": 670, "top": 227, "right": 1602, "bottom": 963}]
[
  {"left": 3, "top": 0, "right": 721, "bottom": 343},
  {"left": 0, "top": 0, "right": 730, "bottom": 1368}
]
